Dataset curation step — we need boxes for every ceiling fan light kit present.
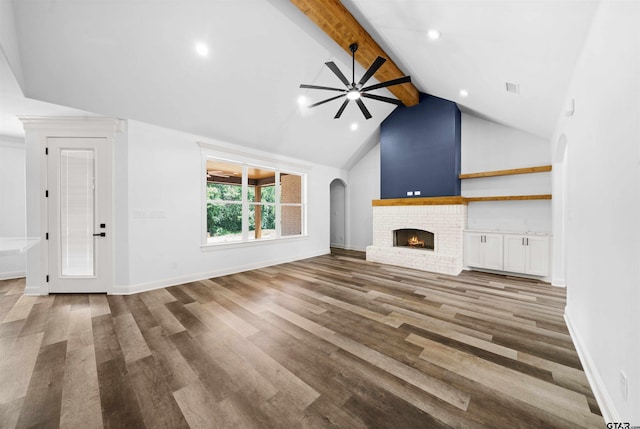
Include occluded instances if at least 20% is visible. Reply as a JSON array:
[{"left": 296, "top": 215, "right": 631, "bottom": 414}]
[{"left": 300, "top": 43, "right": 411, "bottom": 120}]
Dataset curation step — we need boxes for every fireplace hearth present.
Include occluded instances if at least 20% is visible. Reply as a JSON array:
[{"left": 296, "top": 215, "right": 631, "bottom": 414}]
[{"left": 394, "top": 229, "right": 434, "bottom": 250}]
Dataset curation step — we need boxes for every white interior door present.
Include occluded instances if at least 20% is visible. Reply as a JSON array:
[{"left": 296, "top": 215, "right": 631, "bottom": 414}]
[{"left": 47, "top": 137, "right": 112, "bottom": 293}]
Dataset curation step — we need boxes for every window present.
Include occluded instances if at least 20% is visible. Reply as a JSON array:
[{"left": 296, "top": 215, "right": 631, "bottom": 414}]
[
  {"left": 206, "top": 160, "right": 243, "bottom": 243},
  {"left": 247, "top": 166, "right": 276, "bottom": 241},
  {"left": 280, "top": 173, "right": 303, "bottom": 237},
  {"left": 205, "top": 157, "right": 305, "bottom": 245}
]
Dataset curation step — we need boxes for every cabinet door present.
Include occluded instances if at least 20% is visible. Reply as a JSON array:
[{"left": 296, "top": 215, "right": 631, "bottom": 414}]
[
  {"left": 464, "top": 232, "right": 484, "bottom": 268},
  {"left": 525, "top": 236, "right": 550, "bottom": 276},
  {"left": 482, "top": 233, "right": 504, "bottom": 270},
  {"left": 503, "top": 235, "right": 526, "bottom": 273}
]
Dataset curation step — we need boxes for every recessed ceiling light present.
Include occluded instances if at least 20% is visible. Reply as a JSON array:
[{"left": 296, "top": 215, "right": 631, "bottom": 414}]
[
  {"left": 297, "top": 95, "right": 307, "bottom": 107},
  {"left": 350, "top": 122, "right": 358, "bottom": 131},
  {"left": 459, "top": 89, "right": 469, "bottom": 97},
  {"left": 427, "top": 29, "right": 441, "bottom": 40},
  {"left": 195, "top": 42, "right": 209, "bottom": 57}
]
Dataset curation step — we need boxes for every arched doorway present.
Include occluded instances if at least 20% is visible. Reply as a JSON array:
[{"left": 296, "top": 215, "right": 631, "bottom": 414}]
[{"left": 330, "top": 179, "right": 346, "bottom": 249}]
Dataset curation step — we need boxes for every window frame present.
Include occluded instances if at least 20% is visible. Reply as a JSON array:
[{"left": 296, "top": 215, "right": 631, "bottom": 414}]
[{"left": 200, "top": 144, "right": 307, "bottom": 249}]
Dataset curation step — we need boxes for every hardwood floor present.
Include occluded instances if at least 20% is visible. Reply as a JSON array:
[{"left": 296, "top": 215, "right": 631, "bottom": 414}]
[{"left": 0, "top": 250, "right": 603, "bottom": 428}]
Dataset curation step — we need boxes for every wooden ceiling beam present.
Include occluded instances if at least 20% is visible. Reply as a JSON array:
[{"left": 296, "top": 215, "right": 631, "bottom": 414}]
[{"left": 291, "top": 0, "right": 420, "bottom": 107}]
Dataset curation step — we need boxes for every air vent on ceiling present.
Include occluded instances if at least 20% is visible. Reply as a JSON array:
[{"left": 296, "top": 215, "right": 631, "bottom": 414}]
[{"left": 505, "top": 82, "right": 520, "bottom": 94}]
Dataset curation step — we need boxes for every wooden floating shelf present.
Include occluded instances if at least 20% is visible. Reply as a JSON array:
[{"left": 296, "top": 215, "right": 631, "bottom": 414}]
[
  {"left": 372, "top": 196, "right": 467, "bottom": 206},
  {"left": 372, "top": 195, "right": 552, "bottom": 206},
  {"left": 464, "top": 194, "right": 552, "bottom": 202},
  {"left": 459, "top": 165, "right": 552, "bottom": 180}
]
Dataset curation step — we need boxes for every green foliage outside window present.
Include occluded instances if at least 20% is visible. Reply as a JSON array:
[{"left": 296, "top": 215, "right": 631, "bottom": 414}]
[
  {"left": 207, "top": 202, "right": 242, "bottom": 236},
  {"left": 207, "top": 183, "right": 277, "bottom": 237},
  {"left": 207, "top": 183, "right": 242, "bottom": 237},
  {"left": 207, "top": 183, "right": 242, "bottom": 202},
  {"left": 249, "top": 204, "right": 276, "bottom": 231}
]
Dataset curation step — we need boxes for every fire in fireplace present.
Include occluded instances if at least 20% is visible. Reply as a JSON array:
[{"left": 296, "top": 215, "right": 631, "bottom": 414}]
[{"left": 393, "top": 228, "right": 434, "bottom": 250}]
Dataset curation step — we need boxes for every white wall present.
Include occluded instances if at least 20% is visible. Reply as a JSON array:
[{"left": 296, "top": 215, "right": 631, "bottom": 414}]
[
  {"left": 346, "top": 143, "right": 380, "bottom": 251},
  {"left": 462, "top": 113, "right": 551, "bottom": 172},
  {"left": 552, "top": 0, "right": 639, "bottom": 423},
  {"left": 466, "top": 200, "right": 551, "bottom": 232},
  {"left": 461, "top": 113, "right": 552, "bottom": 233},
  {"left": 123, "top": 120, "right": 342, "bottom": 292},
  {"left": 113, "top": 128, "right": 130, "bottom": 287},
  {"left": 0, "top": 0, "right": 24, "bottom": 90},
  {"left": 0, "top": 137, "right": 26, "bottom": 279}
]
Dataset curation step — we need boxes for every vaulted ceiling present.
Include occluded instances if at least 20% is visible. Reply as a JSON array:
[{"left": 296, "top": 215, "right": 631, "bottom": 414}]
[{"left": 0, "top": 0, "right": 599, "bottom": 168}]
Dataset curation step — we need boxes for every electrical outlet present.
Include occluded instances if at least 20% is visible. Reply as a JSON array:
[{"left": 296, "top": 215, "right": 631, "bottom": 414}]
[
  {"left": 620, "top": 370, "right": 628, "bottom": 400},
  {"left": 414, "top": 190, "right": 421, "bottom": 196},
  {"left": 406, "top": 191, "right": 413, "bottom": 196}
]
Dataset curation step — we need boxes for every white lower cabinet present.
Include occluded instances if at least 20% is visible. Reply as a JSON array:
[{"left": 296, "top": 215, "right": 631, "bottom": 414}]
[
  {"left": 464, "top": 232, "right": 503, "bottom": 271},
  {"left": 503, "top": 235, "right": 527, "bottom": 273},
  {"left": 465, "top": 231, "right": 550, "bottom": 277},
  {"left": 503, "top": 234, "right": 550, "bottom": 276}
]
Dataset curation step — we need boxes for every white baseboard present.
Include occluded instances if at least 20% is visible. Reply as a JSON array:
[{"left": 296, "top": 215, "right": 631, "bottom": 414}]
[
  {"left": 346, "top": 245, "right": 367, "bottom": 252},
  {"left": 0, "top": 271, "right": 26, "bottom": 281},
  {"left": 112, "top": 249, "right": 329, "bottom": 295},
  {"left": 332, "top": 245, "right": 367, "bottom": 252},
  {"left": 23, "top": 286, "right": 45, "bottom": 296},
  {"left": 564, "top": 309, "right": 618, "bottom": 423}
]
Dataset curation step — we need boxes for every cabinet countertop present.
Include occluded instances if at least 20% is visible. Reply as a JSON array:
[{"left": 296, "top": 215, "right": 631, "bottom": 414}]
[
  {"left": 0, "top": 237, "right": 40, "bottom": 256},
  {"left": 464, "top": 230, "right": 552, "bottom": 236}
]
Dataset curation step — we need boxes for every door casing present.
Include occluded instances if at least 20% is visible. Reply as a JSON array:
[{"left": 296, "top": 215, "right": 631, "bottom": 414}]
[{"left": 47, "top": 137, "right": 113, "bottom": 293}]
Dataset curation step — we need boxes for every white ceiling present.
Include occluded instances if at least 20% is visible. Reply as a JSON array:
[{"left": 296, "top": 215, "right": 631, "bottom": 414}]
[
  {"left": 1, "top": 0, "right": 599, "bottom": 168},
  {"left": 0, "top": 50, "right": 98, "bottom": 137}
]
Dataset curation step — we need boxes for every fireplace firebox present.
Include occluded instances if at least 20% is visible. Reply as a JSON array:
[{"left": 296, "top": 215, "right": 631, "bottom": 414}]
[{"left": 393, "top": 229, "right": 434, "bottom": 250}]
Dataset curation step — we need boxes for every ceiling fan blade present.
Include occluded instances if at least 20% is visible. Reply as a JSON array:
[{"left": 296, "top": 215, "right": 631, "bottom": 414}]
[
  {"left": 308, "top": 93, "right": 346, "bottom": 108},
  {"left": 325, "top": 61, "right": 351, "bottom": 87},
  {"left": 334, "top": 99, "right": 350, "bottom": 118},
  {"left": 357, "top": 56, "right": 386, "bottom": 88},
  {"left": 300, "top": 84, "right": 346, "bottom": 92},
  {"left": 355, "top": 99, "right": 372, "bottom": 120},
  {"left": 361, "top": 75, "right": 411, "bottom": 92},
  {"left": 361, "top": 93, "right": 403, "bottom": 105}
]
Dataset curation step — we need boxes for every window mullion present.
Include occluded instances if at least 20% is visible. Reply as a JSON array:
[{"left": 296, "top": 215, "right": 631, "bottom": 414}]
[
  {"left": 275, "top": 171, "right": 281, "bottom": 238},
  {"left": 241, "top": 165, "right": 248, "bottom": 242},
  {"left": 302, "top": 174, "right": 307, "bottom": 236}
]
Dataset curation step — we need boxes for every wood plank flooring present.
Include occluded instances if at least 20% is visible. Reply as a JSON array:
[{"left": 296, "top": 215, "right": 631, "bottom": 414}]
[{"left": 0, "top": 250, "right": 603, "bottom": 428}]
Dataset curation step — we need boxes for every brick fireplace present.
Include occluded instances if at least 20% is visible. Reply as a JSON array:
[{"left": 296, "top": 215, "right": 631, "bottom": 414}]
[{"left": 366, "top": 197, "right": 467, "bottom": 275}]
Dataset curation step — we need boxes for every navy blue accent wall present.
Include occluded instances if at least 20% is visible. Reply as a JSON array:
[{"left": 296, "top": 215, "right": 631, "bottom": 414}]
[{"left": 380, "top": 93, "right": 461, "bottom": 199}]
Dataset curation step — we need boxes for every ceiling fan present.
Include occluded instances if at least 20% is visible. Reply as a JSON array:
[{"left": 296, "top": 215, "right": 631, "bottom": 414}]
[
  {"left": 207, "top": 169, "right": 237, "bottom": 178},
  {"left": 300, "top": 43, "right": 411, "bottom": 120}
]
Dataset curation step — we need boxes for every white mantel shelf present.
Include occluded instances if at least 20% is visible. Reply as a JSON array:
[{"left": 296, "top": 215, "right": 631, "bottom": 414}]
[{"left": 0, "top": 237, "right": 40, "bottom": 256}]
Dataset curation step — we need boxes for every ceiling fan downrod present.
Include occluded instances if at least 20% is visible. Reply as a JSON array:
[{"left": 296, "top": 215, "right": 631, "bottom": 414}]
[{"left": 350, "top": 43, "right": 358, "bottom": 87}]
